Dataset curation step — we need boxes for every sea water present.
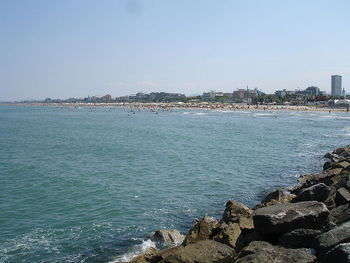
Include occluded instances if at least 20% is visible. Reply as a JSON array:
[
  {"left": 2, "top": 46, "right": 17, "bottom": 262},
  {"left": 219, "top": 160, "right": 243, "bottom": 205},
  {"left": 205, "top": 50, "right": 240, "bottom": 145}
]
[{"left": 0, "top": 105, "right": 349, "bottom": 263}]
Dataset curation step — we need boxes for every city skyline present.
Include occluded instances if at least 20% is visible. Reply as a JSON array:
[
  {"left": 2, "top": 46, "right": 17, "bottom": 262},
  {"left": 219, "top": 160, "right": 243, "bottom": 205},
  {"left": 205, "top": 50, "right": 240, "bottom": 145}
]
[{"left": 1, "top": 0, "right": 349, "bottom": 101}]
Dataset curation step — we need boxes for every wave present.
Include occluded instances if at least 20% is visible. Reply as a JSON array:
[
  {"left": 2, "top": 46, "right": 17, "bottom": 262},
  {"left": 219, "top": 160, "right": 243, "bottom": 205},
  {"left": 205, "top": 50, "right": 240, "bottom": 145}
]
[{"left": 110, "top": 239, "right": 156, "bottom": 263}]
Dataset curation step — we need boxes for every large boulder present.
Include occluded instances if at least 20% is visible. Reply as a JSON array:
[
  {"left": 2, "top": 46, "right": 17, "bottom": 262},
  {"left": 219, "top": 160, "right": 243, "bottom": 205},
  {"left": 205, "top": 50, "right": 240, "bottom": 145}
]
[
  {"left": 320, "top": 243, "right": 350, "bottom": 263},
  {"left": 253, "top": 201, "right": 330, "bottom": 235},
  {"left": 330, "top": 204, "right": 350, "bottom": 225},
  {"left": 212, "top": 222, "right": 241, "bottom": 248},
  {"left": 315, "top": 221, "right": 350, "bottom": 252},
  {"left": 147, "top": 247, "right": 181, "bottom": 263},
  {"left": 151, "top": 230, "right": 184, "bottom": 246},
  {"left": 221, "top": 200, "right": 253, "bottom": 229},
  {"left": 335, "top": 187, "right": 350, "bottom": 206},
  {"left": 262, "top": 189, "right": 295, "bottom": 203},
  {"left": 129, "top": 247, "right": 158, "bottom": 263},
  {"left": 292, "top": 183, "right": 331, "bottom": 203},
  {"left": 159, "top": 240, "right": 236, "bottom": 263},
  {"left": 278, "top": 228, "right": 322, "bottom": 248},
  {"left": 182, "top": 216, "right": 218, "bottom": 245},
  {"left": 236, "top": 241, "right": 316, "bottom": 263},
  {"left": 235, "top": 229, "right": 263, "bottom": 252}
]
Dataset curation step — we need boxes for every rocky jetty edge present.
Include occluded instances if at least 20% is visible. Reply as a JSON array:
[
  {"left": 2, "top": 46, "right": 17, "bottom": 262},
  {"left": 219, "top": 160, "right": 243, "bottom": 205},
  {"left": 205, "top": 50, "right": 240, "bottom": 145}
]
[{"left": 123, "top": 146, "right": 350, "bottom": 263}]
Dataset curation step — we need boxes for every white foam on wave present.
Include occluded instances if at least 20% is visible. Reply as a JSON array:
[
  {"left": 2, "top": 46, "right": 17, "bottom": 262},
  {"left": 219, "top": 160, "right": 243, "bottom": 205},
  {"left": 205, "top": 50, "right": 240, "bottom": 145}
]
[{"left": 110, "top": 239, "right": 156, "bottom": 263}]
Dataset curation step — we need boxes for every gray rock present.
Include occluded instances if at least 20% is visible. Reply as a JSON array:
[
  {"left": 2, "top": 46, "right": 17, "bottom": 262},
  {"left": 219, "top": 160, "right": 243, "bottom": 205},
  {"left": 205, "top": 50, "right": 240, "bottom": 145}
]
[
  {"left": 320, "top": 243, "right": 350, "bottom": 263},
  {"left": 253, "top": 201, "right": 330, "bottom": 235},
  {"left": 236, "top": 241, "right": 316, "bottom": 263},
  {"left": 293, "top": 183, "right": 331, "bottom": 203},
  {"left": 315, "top": 221, "right": 350, "bottom": 252},
  {"left": 160, "top": 240, "right": 236, "bottom": 263},
  {"left": 278, "top": 228, "right": 322, "bottom": 248},
  {"left": 152, "top": 230, "right": 184, "bottom": 246}
]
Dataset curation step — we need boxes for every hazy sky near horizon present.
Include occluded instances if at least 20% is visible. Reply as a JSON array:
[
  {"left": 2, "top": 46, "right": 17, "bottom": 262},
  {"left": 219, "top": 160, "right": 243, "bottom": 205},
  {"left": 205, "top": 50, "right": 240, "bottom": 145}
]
[{"left": 1, "top": 0, "right": 350, "bottom": 100}]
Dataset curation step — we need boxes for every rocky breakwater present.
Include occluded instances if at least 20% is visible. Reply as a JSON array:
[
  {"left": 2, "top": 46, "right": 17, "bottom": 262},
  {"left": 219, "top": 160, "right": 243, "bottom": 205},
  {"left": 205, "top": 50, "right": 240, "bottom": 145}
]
[{"left": 125, "top": 146, "right": 350, "bottom": 263}]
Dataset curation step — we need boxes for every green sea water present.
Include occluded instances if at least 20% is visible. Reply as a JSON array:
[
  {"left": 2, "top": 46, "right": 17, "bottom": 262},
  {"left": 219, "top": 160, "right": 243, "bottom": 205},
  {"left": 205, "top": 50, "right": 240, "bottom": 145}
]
[{"left": 0, "top": 105, "right": 349, "bottom": 262}]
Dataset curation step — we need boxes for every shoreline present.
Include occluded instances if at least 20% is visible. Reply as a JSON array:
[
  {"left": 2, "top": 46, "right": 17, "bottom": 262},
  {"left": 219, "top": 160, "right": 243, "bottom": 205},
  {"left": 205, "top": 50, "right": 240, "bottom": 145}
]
[
  {"left": 121, "top": 145, "right": 350, "bottom": 263},
  {"left": 1, "top": 102, "right": 349, "bottom": 112}
]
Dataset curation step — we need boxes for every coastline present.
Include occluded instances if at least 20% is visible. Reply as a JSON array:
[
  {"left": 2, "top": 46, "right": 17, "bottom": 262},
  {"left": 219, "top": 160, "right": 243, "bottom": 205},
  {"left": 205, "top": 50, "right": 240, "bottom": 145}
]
[
  {"left": 1, "top": 102, "right": 348, "bottom": 112},
  {"left": 120, "top": 146, "right": 350, "bottom": 263}
]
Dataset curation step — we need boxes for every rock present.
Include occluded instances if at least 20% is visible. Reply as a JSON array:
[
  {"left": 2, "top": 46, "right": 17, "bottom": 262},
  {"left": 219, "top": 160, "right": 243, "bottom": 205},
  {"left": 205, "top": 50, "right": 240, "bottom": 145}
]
[
  {"left": 182, "top": 216, "right": 218, "bottom": 245},
  {"left": 152, "top": 230, "right": 184, "bottom": 246},
  {"left": 297, "top": 172, "right": 334, "bottom": 189},
  {"left": 330, "top": 174, "right": 350, "bottom": 190},
  {"left": 212, "top": 222, "right": 241, "bottom": 248},
  {"left": 221, "top": 200, "right": 253, "bottom": 229},
  {"left": 236, "top": 241, "right": 316, "bottom": 263},
  {"left": 278, "top": 228, "right": 322, "bottom": 248},
  {"left": 292, "top": 183, "right": 331, "bottom": 203},
  {"left": 324, "top": 161, "right": 332, "bottom": 171},
  {"left": 129, "top": 247, "right": 158, "bottom": 263},
  {"left": 334, "top": 161, "right": 350, "bottom": 169},
  {"left": 147, "top": 247, "right": 181, "bottom": 263},
  {"left": 160, "top": 240, "right": 236, "bottom": 263},
  {"left": 259, "top": 189, "right": 296, "bottom": 208},
  {"left": 335, "top": 188, "right": 350, "bottom": 206},
  {"left": 253, "top": 201, "right": 330, "bottom": 235},
  {"left": 235, "top": 229, "right": 263, "bottom": 252},
  {"left": 324, "top": 152, "right": 342, "bottom": 163},
  {"left": 320, "top": 243, "right": 350, "bottom": 263},
  {"left": 315, "top": 221, "right": 350, "bottom": 252},
  {"left": 330, "top": 204, "right": 350, "bottom": 224},
  {"left": 327, "top": 168, "right": 344, "bottom": 177}
]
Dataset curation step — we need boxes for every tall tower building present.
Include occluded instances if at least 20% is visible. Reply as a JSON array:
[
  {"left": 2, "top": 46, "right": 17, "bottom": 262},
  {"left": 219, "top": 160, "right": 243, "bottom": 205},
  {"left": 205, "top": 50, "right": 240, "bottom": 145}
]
[{"left": 331, "top": 75, "right": 342, "bottom": 96}]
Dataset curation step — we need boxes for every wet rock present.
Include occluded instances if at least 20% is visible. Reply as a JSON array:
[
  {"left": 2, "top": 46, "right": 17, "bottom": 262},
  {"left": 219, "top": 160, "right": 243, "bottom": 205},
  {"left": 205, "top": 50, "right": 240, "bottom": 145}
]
[
  {"left": 253, "top": 201, "right": 330, "bottom": 235},
  {"left": 182, "top": 216, "right": 218, "bottom": 246},
  {"left": 320, "top": 243, "right": 350, "bottom": 263},
  {"left": 292, "top": 183, "right": 331, "bottom": 203},
  {"left": 212, "top": 222, "right": 241, "bottom": 248},
  {"left": 221, "top": 200, "right": 253, "bottom": 229},
  {"left": 236, "top": 241, "right": 316, "bottom": 263},
  {"left": 160, "top": 240, "right": 236, "bottom": 263},
  {"left": 151, "top": 230, "right": 184, "bottom": 246},
  {"left": 335, "top": 187, "right": 350, "bottom": 206},
  {"left": 315, "top": 221, "right": 350, "bottom": 252},
  {"left": 278, "top": 228, "right": 322, "bottom": 248}
]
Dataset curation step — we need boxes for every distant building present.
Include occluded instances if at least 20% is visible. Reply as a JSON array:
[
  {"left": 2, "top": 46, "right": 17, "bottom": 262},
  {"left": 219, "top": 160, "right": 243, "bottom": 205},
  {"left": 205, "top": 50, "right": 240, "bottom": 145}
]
[
  {"left": 231, "top": 87, "right": 263, "bottom": 103},
  {"left": 304, "top": 86, "right": 320, "bottom": 96},
  {"left": 331, "top": 75, "right": 342, "bottom": 96},
  {"left": 202, "top": 91, "right": 224, "bottom": 99},
  {"left": 101, "top": 94, "right": 112, "bottom": 102}
]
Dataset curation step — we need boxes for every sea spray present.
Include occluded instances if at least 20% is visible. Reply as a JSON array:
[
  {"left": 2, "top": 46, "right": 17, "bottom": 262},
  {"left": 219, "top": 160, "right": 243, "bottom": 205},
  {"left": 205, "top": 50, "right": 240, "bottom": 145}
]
[{"left": 111, "top": 239, "right": 156, "bottom": 263}]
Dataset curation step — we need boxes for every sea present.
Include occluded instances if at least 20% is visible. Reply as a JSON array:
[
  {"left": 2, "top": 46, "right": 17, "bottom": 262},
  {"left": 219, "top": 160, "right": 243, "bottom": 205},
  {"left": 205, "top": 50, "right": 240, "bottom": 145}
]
[{"left": 0, "top": 105, "right": 349, "bottom": 263}]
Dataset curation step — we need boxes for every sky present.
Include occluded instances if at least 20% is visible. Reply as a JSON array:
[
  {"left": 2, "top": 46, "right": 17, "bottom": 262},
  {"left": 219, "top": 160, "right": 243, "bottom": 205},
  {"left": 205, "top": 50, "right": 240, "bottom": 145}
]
[{"left": 1, "top": 0, "right": 350, "bottom": 101}]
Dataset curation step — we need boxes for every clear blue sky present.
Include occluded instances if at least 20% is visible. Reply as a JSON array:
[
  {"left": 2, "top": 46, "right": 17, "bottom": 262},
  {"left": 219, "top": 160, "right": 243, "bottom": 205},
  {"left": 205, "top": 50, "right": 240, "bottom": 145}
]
[{"left": 1, "top": 0, "right": 349, "bottom": 100}]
